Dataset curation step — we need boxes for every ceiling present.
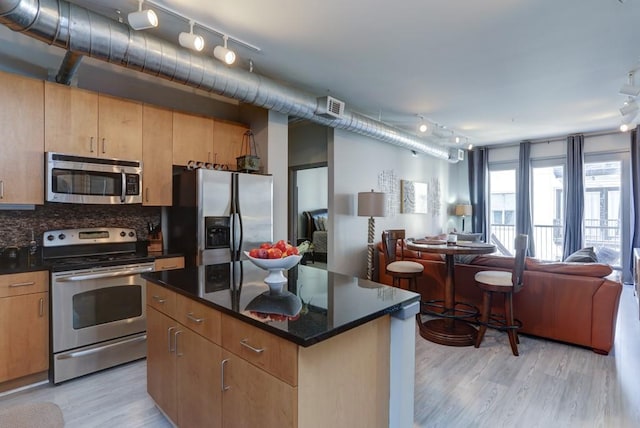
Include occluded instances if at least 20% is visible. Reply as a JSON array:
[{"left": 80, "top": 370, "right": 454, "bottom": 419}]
[{"left": 1, "top": 0, "right": 639, "bottom": 147}]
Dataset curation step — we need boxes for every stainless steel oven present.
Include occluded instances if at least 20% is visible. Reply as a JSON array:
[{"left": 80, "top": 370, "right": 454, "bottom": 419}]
[
  {"left": 43, "top": 227, "right": 154, "bottom": 384},
  {"left": 51, "top": 263, "right": 152, "bottom": 383}
]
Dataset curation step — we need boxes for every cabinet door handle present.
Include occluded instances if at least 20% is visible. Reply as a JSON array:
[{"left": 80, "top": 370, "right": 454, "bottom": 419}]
[
  {"left": 167, "top": 326, "right": 176, "bottom": 353},
  {"left": 186, "top": 312, "right": 204, "bottom": 324},
  {"left": 240, "top": 338, "right": 264, "bottom": 354},
  {"left": 221, "top": 358, "right": 231, "bottom": 391},
  {"left": 9, "top": 281, "right": 35, "bottom": 288},
  {"left": 39, "top": 297, "right": 44, "bottom": 317},
  {"left": 152, "top": 295, "right": 166, "bottom": 304},
  {"left": 90, "top": 136, "right": 94, "bottom": 153},
  {"left": 174, "top": 330, "right": 183, "bottom": 356},
  {"left": 160, "top": 265, "right": 178, "bottom": 270},
  {"left": 145, "top": 187, "right": 149, "bottom": 202},
  {"left": 0, "top": 180, "right": 4, "bottom": 199},
  {"left": 101, "top": 138, "right": 106, "bottom": 154}
]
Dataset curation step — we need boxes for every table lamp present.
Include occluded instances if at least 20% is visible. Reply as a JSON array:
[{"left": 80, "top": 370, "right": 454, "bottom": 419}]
[
  {"left": 455, "top": 204, "right": 472, "bottom": 232},
  {"left": 358, "top": 190, "right": 387, "bottom": 280}
]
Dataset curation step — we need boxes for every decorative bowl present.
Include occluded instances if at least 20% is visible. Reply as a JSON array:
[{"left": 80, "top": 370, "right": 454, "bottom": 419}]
[{"left": 244, "top": 252, "right": 302, "bottom": 293}]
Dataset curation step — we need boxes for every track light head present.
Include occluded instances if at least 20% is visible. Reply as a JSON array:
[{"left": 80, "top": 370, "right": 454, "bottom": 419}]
[
  {"left": 620, "top": 99, "right": 639, "bottom": 116},
  {"left": 128, "top": 0, "right": 157, "bottom": 30},
  {"left": 214, "top": 35, "right": 236, "bottom": 64},
  {"left": 179, "top": 21, "right": 204, "bottom": 51},
  {"left": 620, "top": 72, "right": 640, "bottom": 96}
]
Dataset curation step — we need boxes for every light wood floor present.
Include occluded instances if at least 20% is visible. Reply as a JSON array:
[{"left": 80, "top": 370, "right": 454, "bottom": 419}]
[{"left": 0, "top": 284, "right": 638, "bottom": 428}]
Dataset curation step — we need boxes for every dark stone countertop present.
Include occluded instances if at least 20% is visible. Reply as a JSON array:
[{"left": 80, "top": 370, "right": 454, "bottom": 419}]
[
  {"left": 143, "top": 261, "right": 420, "bottom": 347},
  {"left": 0, "top": 247, "right": 183, "bottom": 275}
]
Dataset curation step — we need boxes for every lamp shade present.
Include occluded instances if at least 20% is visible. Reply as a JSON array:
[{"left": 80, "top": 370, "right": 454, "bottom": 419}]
[
  {"left": 358, "top": 190, "right": 387, "bottom": 217},
  {"left": 455, "top": 204, "right": 472, "bottom": 216}
]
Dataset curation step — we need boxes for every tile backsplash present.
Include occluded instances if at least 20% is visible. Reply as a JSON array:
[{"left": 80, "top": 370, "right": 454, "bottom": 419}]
[{"left": 0, "top": 204, "right": 161, "bottom": 248}]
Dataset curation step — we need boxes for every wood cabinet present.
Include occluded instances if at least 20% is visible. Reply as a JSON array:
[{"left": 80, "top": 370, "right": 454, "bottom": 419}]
[
  {"left": 45, "top": 83, "right": 142, "bottom": 159},
  {"left": 0, "top": 71, "right": 44, "bottom": 205},
  {"left": 172, "top": 112, "right": 249, "bottom": 169},
  {"left": 172, "top": 111, "right": 214, "bottom": 166},
  {"left": 153, "top": 257, "right": 185, "bottom": 272},
  {"left": 147, "top": 286, "right": 223, "bottom": 428},
  {"left": 147, "top": 281, "right": 391, "bottom": 428},
  {"left": 0, "top": 271, "right": 49, "bottom": 384},
  {"left": 213, "top": 120, "right": 249, "bottom": 170},
  {"left": 142, "top": 105, "right": 173, "bottom": 205}
]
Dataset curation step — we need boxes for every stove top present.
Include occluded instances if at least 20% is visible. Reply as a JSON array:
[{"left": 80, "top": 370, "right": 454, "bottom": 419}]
[{"left": 42, "top": 227, "right": 151, "bottom": 272}]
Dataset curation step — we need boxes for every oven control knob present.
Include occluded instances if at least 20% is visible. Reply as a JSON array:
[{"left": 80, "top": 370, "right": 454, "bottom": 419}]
[
  {"left": 120, "top": 231, "right": 126, "bottom": 237},
  {"left": 46, "top": 234, "right": 55, "bottom": 241},
  {"left": 128, "top": 231, "right": 135, "bottom": 238},
  {"left": 58, "top": 233, "right": 65, "bottom": 240}
]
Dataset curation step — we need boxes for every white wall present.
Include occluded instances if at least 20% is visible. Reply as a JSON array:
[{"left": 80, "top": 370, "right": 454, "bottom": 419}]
[{"left": 329, "top": 128, "right": 452, "bottom": 277}]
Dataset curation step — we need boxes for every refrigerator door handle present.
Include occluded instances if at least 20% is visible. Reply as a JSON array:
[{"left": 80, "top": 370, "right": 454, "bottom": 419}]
[{"left": 232, "top": 213, "right": 241, "bottom": 255}]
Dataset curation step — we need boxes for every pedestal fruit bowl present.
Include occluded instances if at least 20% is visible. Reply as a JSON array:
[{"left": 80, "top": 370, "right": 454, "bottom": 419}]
[{"left": 244, "top": 251, "right": 302, "bottom": 295}]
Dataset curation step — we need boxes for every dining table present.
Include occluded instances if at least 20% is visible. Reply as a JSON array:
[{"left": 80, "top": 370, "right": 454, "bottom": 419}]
[{"left": 406, "top": 239, "right": 496, "bottom": 346}]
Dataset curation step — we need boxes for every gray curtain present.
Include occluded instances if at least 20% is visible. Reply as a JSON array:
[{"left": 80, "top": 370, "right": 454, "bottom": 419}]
[
  {"left": 516, "top": 141, "right": 535, "bottom": 256},
  {"left": 468, "top": 147, "right": 488, "bottom": 242},
  {"left": 562, "top": 134, "right": 584, "bottom": 260},
  {"left": 630, "top": 129, "right": 640, "bottom": 277}
]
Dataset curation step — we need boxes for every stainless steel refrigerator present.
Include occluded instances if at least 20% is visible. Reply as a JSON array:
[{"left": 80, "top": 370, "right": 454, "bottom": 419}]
[{"left": 168, "top": 169, "right": 273, "bottom": 266}]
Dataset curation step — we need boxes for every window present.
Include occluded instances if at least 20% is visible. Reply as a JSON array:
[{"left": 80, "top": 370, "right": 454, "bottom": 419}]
[
  {"left": 584, "top": 160, "right": 622, "bottom": 267},
  {"left": 488, "top": 168, "right": 516, "bottom": 254},
  {"left": 532, "top": 162, "right": 564, "bottom": 261}
]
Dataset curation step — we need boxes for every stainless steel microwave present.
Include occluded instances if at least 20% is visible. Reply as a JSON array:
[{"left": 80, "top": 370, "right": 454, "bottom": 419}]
[{"left": 46, "top": 152, "right": 142, "bottom": 204}]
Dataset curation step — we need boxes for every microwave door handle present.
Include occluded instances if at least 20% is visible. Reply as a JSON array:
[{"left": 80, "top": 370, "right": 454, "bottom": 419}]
[{"left": 120, "top": 171, "right": 126, "bottom": 203}]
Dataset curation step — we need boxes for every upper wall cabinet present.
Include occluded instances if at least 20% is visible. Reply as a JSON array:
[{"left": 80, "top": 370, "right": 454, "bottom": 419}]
[
  {"left": 45, "top": 83, "right": 143, "bottom": 160},
  {"left": 172, "top": 112, "right": 214, "bottom": 166},
  {"left": 213, "top": 120, "right": 249, "bottom": 169},
  {"left": 173, "top": 112, "right": 249, "bottom": 169},
  {"left": 0, "top": 71, "right": 44, "bottom": 205},
  {"left": 142, "top": 105, "right": 173, "bottom": 206}
]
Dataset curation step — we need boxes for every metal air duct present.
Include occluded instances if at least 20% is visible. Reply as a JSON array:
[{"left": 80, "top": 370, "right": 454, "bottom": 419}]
[{"left": 0, "top": 0, "right": 456, "bottom": 161}]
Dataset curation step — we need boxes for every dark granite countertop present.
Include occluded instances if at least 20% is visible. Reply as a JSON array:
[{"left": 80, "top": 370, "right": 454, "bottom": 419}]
[
  {"left": 143, "top": 261, "right": 420, "bottom": 347},
  {"left": 0, "top": 247, "right": 183, "bottom": 275}
]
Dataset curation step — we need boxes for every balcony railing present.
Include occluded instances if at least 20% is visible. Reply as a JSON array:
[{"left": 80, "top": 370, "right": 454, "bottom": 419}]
[{"left": 489, "top": 220, "right": 620, "bottom": 265}]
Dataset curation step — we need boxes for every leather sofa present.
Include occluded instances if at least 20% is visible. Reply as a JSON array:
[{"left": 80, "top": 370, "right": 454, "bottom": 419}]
[{"left": 377, "top": 242, "right": 623, "bottom": 354}]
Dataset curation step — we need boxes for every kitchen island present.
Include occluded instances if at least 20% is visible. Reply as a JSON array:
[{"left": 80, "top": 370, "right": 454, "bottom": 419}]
[{"left": 143, "top": 262, "right": 420, "bottom": 428}]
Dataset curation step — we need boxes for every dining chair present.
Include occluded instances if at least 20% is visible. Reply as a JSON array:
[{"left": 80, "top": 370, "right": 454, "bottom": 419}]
[
  {"left": 381, "top": 229, "right": 424, "bottom": 292},
  {"left": 474, "top": 234, "right": 528, "bottom": 356}
]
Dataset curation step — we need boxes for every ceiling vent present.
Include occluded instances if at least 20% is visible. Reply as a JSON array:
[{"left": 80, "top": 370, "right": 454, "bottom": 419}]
[{"left": 316, "top": 96, "right": 345, "bottom": 119}]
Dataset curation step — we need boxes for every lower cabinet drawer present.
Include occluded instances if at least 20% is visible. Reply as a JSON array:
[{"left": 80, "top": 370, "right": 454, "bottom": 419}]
[
  {"left": 0, "top": 271, "right": 48, "bottom": 298},
  {"left": 221, "top": 314, "right": 298, "bottom": 386},
  {"left": 146, "top": 281, "right": 176, "bottom": 318},
  {"left": 175, "top": 294, "right": 221, "bottom": 345}
]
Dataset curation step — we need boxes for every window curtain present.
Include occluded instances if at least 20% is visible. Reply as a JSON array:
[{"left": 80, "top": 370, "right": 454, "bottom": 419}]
[
  {"left": 468, "top": 147, "right": 488, "bottom": 241},
  {"left": 630, "top": 129, "right": 640, "bottom": 277},
  {"left": 516, "top": 141, "right": 535, "bottom": 256},
  {"left": 562, "top": 134, "right": 584, "bottom": 260}
]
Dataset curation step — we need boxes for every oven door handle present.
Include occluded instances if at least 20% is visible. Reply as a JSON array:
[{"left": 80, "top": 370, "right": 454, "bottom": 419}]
[
  {"left": 55, "top": 266, "right": 154, "bottom": 282},
  {"left": 57, "top": 334, "right": 147, "bottom": 359}
]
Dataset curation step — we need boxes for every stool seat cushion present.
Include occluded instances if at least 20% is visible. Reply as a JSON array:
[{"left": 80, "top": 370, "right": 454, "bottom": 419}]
[
  {"left": 475, "top": 270, "right": 513, "bottom": 287},
  {"left": 0, "top": 402, "right": 64, "bottom": 428},
  {"left": 387, "top": 260, "right": 424, "bottom": 274}
]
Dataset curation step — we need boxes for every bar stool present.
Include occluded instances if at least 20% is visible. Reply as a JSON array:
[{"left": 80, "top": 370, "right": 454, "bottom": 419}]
[
  {"left": 474, "top": 234, "right": 528, "bottom": 356},
  {"left": 381, "top": 230, "right": 424, "bottom": 292}
]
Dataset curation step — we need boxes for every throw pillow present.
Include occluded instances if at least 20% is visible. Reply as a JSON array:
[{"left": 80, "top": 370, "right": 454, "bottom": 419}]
[{"left": 564, "top": 247, "right": 598, "bottom": 263}]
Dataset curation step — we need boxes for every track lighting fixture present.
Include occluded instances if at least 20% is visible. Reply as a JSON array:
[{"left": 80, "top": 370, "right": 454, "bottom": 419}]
[
  {"left": 620, "top": 72, "right": 640, "bottom": 96},
  {"left": 620, "top": 98, "right": 639, "bottom": 116},
  {"left": 179, "top": 20, "right": 204, "bottom": 51},
  {"left": 214, "top": 35, "right": 236, "bottom": 65},
  {"left": 128, "top": 0, "right": 158, "bottom": 30}
]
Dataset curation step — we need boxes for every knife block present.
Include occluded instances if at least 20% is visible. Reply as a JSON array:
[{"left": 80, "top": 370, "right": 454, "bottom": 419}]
[{"left": 148, "top": 231, "right": 163, "bottom": 253}]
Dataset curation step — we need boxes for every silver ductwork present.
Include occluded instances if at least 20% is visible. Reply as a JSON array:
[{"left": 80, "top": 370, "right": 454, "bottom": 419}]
[{"left": 0, "top": 0, "right": 456, "bottom": 161}]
